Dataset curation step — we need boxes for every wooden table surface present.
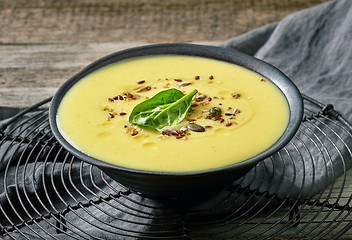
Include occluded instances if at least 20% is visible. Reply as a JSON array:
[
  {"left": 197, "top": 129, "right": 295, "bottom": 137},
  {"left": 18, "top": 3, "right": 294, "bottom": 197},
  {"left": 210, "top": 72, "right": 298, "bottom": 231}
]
[
  {"left": 3, "top": 0, "right": 352, "bottom": 239},
  {"left": 0, "top": 0, "right": 330, "bottom": 107}
]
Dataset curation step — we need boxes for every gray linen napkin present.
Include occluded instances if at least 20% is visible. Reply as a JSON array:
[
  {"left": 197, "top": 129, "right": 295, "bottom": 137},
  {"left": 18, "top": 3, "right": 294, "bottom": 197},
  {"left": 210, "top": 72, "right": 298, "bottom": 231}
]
[
  {"left": 220, "top": 0, "right": 352, "bottom": 123},
  {"left": 219, "top": 0, "right": 352, "bottom": 200}
]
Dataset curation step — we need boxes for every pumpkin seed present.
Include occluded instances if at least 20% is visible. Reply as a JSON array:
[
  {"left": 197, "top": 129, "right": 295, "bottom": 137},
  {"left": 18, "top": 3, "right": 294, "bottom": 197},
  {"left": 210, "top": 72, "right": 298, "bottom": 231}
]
[
  {"left": 187, "top": 123, "right": 205, "bottom": 132},
  {"left": 210, "top": 107, "right": 222, "bottom": 117}
]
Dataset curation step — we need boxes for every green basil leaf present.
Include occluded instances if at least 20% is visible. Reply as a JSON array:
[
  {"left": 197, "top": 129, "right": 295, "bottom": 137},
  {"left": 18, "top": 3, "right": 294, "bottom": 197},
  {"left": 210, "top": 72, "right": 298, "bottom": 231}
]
[{"left": 129, "top": 88, "right": 198, "bottom": 130}]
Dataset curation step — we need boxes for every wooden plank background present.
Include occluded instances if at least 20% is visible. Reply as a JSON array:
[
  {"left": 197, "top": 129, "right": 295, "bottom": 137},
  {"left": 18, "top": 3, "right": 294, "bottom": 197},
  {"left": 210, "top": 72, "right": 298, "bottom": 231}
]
[
  {"left": 0, "top": 0, "right": 330, "bottom": 107},
  {"left": 0, "top": 0, "right": 330, "bottom": 44}
]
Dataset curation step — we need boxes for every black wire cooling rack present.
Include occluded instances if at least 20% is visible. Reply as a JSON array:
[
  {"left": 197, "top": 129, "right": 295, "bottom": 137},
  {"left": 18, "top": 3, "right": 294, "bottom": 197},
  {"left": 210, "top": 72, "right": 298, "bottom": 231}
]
[{"left": 0, "top": 95, "right": 351, "bottom": 240}]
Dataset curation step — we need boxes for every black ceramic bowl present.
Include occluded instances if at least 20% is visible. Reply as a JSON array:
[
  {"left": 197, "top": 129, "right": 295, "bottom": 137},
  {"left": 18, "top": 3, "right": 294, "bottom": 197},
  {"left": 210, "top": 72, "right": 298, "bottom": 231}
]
[{"left": 49, "top": 43, "right": 303, "bottom": 199}]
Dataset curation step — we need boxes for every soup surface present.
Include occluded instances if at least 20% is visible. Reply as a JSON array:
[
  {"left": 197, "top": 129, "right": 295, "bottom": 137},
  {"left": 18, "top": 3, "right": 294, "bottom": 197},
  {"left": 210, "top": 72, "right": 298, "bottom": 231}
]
[{"left": 57, "top": 55, "right": 289, "bottom": 172}]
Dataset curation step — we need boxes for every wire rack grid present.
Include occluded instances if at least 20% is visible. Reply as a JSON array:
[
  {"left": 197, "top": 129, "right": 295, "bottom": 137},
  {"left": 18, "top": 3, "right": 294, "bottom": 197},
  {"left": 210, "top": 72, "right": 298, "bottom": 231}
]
[{"left": 0, "top": 95, "right": 351, "bottom": 239}]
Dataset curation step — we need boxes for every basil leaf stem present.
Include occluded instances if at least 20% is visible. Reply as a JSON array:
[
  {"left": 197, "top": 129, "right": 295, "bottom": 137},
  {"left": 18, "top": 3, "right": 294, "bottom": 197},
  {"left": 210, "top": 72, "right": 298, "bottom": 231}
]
[{"left": 129, "top": 88, "right": 198, "bottom": 130}]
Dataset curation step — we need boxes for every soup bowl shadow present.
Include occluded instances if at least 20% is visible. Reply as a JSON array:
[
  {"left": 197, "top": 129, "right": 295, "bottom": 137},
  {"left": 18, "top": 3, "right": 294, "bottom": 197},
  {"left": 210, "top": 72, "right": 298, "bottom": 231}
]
[{"left": 49, "top": 43, "right": 303, "bottom": 199}]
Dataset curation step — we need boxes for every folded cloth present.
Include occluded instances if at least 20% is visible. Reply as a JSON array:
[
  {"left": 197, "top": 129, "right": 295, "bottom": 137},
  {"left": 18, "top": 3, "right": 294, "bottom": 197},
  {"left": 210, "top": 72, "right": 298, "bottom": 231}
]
[
  {"left": 220, "top": 0, "right": 352, "bottom": 200},
  {"left": 0, "top": 0, "right": 351, "bottom": 239},
  {"left": 221, "top": 0, "right": 352, "bottom": 123}
]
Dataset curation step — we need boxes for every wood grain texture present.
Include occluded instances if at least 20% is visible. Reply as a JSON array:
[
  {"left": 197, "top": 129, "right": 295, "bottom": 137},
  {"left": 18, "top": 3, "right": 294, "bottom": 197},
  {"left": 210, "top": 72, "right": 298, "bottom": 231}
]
[
  {"left": 0, "top": 0, "right": 330, "bottom": 44},
  {"left": 0, "top": 0, "right": 330, "bottom": 106},
  {"left": 0, "top": 41, "right": 220, "bottom": 106}
]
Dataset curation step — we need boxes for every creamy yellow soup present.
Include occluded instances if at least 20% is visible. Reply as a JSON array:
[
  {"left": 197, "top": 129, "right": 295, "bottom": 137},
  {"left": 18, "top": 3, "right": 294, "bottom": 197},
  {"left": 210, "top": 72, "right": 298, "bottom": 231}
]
[{"left": 57, "top": 55, "right": 289, "bottom": 172}]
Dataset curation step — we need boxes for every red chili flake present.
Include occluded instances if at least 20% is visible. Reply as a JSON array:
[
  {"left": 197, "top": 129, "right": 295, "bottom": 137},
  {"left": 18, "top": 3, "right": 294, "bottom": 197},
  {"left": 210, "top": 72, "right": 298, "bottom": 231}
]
[
  {"left": 191, "top": 103, "right": 199, "bottom": 107},
  {"left": 209, "top": 75, "right": 214, "bottom": 80},
  {"left": 138, "top": 80, "right": 146, "bottom": 84},
  {"left": 206, "top": 115, "right": 212, "bottom": 119},
  {"left": 179, "top": 128, "right": 188, "bottom": 135},
  {"left": 187, "top": 119, "right": 196, "bottom": 122},
  {"left": 113, "top": 96, "right": 119, "bottom": 100},
  {"left": 195, "top": 76, "right": 200, "bottom": 80},
  {"left": 225, "top": 122, "right": 232, "bottom": 127},
  {"left": 131, "top": 131, "right": 139, "bottom": 136},
  {"left": 174, "top": 79, "right": 182, "bottom": 82},
  {"left": 119, "top": 112, "right": 127, "bottom": 116},
  {"left": 204, "top": 125, "right": 213, "bottom": 129},
  {"left": 225, "top": 113, "right": 233, "bottom": 116},
  {"left": 176, "top": 135, "right": 184, "bottom": 139},
  {"left": 108, "top": 113, "right": 115, "bottom": 118},
  {"left": 118, "top": 95, "right": 124, "bottom": 100},
  {"left": 207, "top": 97, "right": 212, "bottom": 101},
  {"left": 161, "top": 131, "right": 170, "bottom": 136},
  {"left": 261, "top": 79, "right": 266, "bottom": 82},
  {"left": 122, "top": 92, "right": 132, "bottom": 98},
  {"left": 219, "top": 118, "right": 224, "bottom": 123},
  {"left": 124, "top": 125, "right": 128, "bottom": 128},
  {"left": 107, "top": 98, "right": 114, "bottom": 102},
  {"left": 214, "top": 115, "right": 222, "bottom": 121}
]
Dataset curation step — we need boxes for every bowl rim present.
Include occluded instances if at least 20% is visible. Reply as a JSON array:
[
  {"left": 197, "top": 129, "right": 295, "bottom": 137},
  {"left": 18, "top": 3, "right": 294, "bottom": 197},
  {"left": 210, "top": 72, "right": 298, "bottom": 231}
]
[{"left": 49, "top": 43, "right": 303, "bottom": 177}]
